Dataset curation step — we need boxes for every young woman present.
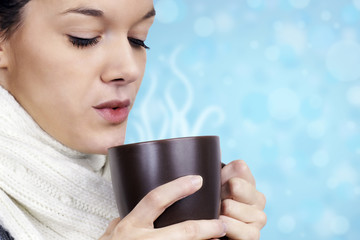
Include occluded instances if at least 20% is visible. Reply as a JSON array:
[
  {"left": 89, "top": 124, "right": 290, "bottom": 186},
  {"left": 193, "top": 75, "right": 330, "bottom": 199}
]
[{"left": 0, "top": 0, "right": 266, "bottom": 239}]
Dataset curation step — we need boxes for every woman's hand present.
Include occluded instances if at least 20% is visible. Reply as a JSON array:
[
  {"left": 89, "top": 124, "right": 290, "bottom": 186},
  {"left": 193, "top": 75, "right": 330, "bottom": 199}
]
[
  {"left": 220, "top": 160, "right": 267, "bottom": 240},
  {"left": 100, "top": 175, "right": 226, "bottom": 240}
]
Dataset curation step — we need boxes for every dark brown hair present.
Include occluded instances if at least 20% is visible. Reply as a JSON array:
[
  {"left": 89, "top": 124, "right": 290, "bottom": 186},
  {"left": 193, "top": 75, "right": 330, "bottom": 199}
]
[{"left": 0, "top": 0, "right": 31, "bottom": 39}]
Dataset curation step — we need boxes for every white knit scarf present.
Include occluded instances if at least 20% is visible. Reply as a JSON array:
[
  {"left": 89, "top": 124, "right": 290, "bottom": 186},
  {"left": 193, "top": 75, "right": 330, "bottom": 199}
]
[{"left": 0, "top": 86, "right": 119, "bottom": 240}]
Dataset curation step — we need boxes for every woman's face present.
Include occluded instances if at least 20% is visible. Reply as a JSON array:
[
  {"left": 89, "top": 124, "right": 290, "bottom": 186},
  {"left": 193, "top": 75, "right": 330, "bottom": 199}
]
[{"left": 0, "top": 0, "right": 155, "bottom": 154}]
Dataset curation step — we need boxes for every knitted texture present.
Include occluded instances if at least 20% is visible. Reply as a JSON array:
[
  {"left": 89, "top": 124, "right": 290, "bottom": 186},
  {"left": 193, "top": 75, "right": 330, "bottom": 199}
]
[{"left": 0, "top": 86, "right": 119, "bottom": 239}]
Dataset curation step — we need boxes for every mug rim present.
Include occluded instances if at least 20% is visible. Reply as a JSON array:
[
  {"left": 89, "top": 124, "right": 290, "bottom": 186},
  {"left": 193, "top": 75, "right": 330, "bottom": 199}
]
[{"left": 108, "top": 135, "right": 219, "bottom": 151}]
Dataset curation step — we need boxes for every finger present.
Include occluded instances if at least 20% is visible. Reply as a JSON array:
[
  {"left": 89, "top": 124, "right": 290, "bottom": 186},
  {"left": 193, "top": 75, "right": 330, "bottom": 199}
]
[
  {"left": 221, "top": 199, "right": 267, "bottom": 230},
  {"left": 221, "top": 160, "right": 255, "bottom": 186},
  {"left": 155, "top": 219, "right": 226, "bottom": 240},
  {"left": 220, "top": 215, "right": 261, "bottom": 240},
  {"left": 221, "top": 177, "right": 266, "bottom": 210},
  {"left": 126, "top": 175, "right": 203, "bottom": 227}
]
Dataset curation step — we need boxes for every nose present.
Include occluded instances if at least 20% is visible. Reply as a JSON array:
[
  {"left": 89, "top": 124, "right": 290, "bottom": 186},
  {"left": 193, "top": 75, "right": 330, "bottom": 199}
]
[{"left": 101, "top": 38, "right": 142, "bottom": 85}]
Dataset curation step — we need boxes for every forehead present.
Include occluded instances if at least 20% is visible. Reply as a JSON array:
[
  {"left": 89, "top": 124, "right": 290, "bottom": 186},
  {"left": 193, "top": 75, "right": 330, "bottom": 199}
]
[{"left": 27, "top": 0, "right": 154, "bottom": 23}]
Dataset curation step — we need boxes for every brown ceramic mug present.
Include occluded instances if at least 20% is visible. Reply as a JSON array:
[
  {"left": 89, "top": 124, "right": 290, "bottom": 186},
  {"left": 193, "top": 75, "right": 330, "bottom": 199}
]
[{"left": 108, "top": 135, "right": 222, "bottom": 228}]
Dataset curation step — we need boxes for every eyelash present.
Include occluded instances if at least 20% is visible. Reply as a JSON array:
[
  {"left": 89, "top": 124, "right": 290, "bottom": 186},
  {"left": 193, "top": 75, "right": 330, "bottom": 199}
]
[
  {"left": 68, "top": 35, "right": 150, "bottom": 50},
  {"left": 128, "top": 37, "right": 150, "bottom": 49},
  {"left": 68, "top": 35, "right": 99, "bottom": 48}
]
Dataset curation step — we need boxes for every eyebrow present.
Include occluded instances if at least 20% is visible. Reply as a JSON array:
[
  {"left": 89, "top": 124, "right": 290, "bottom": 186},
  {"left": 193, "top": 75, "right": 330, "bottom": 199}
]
[
  {"left": 61, "top": 7, "right": 104, "bottom": 17},
  {"left": 61, "top": 7, "right": 156, "bottom": 19}
]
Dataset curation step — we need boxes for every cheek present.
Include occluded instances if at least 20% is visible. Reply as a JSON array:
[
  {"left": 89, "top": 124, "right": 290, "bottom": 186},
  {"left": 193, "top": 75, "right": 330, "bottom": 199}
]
[
  {"left": 6, "top": 35, "right": 97, "bottom": 127},
  {"left": 9, "top": 37, "right": 70, "bottom": 85},
  {"left": 135, "top": 52, "right": 147, "bottom": 88},
  {"left": 16, "top": 39, "right": 98, "bottom": 101}
]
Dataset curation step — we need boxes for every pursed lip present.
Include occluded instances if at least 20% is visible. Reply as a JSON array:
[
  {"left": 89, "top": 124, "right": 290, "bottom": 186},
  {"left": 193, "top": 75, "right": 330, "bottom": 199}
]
[
  {"left": 93, "top": 100, "right": 131, "bottom": 109},
  {"left": 93, "top": 99, "right": 131, "bottom": 124}
]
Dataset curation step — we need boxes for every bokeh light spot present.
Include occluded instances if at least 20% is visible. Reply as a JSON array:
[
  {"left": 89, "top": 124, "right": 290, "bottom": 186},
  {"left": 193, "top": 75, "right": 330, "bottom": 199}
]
[
  {"left": 321, "top": 10, "right": 332, "bottom": 21},
  {"left": 268, "top": 88, "right": 300, "bottom": 121},
  {"left": 326, "top": 41, "right": 360, "bottom": 82},
  {"left": 307, "top": 119, "right": 327, "bottom": 139},
  {"left": 250, "top": 40, "right": 259, "bottom": 49},
  {"left": 247, "top": 0, "right": 263, "bottom": 9},
  {"left": 215, "top": 13, "right": 234, "bottom": 33},
  {"left": 289, "top": 0, "right": 311, "bottom": 9},
  {"left": 265, "top": 46, "right": 280, "bottom": 61},
  {"left": 331, "top": 216, "right": 350, "bottom": 235},
  {"left": 312, "top": 149, "right": 330, "bottom": 167},
  {"left": 278, "top": 215, "right": 296, "bottom": 233},
  {"left": 194, "top": 17, "right": 215, "bottom": 37},
  {"left": 354, "top": 0, "right": 360, "bottom": 10},
  {"left": 347, "top": 86, "right": 360, "bottom": 107},
  {"left": 155, "top": 0, "right": 179, "bottom": 24}
]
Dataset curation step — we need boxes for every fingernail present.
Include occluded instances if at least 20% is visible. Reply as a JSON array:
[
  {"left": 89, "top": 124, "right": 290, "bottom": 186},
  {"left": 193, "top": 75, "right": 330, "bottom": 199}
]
[{"left": 191, "top": 175, "right": 203, "bottom": 187}]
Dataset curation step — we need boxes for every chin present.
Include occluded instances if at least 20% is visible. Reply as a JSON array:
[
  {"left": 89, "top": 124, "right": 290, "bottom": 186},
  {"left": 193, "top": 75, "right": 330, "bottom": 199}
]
[
  {"left": 78, "top": 125, "right": 127, "bottom": 155},
  {"left": 77, "top": 142, "right": 122, "bottom": 155}
]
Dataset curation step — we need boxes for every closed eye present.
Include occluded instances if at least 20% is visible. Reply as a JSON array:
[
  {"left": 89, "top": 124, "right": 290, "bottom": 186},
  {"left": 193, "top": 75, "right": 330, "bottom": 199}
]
[
  {"left": 68, "top": 35, "right": 100, "bottom": 48},
  {"left": 128, "top": 37, "right": 149, "bottom": 49}
]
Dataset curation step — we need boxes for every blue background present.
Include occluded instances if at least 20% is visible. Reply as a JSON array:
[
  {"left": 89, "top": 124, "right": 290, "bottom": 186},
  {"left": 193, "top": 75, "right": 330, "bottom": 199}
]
[{"left": 125, "top": 0, "right": 360, "bottom": 239}]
